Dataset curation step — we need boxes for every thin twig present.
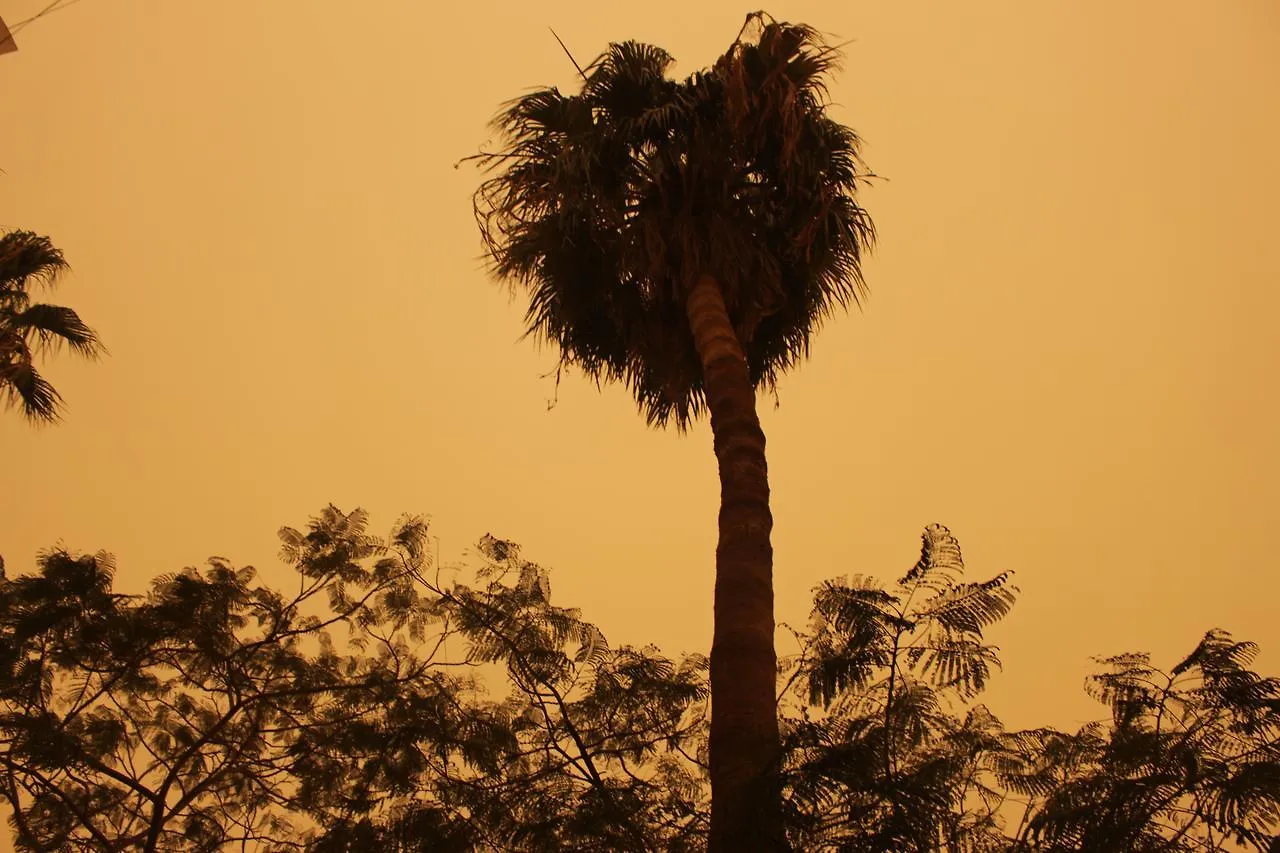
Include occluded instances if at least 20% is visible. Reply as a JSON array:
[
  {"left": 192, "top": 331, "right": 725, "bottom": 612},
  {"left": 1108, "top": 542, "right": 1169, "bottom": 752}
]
[{"left": 549, "top": 27, "right": 587, "bottom": 80}]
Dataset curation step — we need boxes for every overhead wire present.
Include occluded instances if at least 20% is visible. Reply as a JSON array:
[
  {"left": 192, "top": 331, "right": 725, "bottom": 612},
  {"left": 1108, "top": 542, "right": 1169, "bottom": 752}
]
[{"left": 7, "top": 0, "right": 88, "bottom": 37}]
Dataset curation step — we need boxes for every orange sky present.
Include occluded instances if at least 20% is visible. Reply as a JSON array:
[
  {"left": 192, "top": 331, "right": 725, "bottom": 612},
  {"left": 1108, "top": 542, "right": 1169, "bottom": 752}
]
[{"left": 3, "top": 0, "right": 1278, "bottom": 838}]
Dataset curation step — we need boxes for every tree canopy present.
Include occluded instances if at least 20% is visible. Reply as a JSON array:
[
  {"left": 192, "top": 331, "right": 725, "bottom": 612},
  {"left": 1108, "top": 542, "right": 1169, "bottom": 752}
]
[
  {"left": 2, "top": 511, "right": 1276, "bottom": 851},
  {"left": 470, "top": 11, "right": 875, "bottom": 429}
]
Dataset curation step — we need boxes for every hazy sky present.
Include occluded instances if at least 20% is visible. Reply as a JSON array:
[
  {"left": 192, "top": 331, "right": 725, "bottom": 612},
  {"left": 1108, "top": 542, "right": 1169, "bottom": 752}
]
[{"left": 3, "top": 0, "right": 1278, "bottom": 824}]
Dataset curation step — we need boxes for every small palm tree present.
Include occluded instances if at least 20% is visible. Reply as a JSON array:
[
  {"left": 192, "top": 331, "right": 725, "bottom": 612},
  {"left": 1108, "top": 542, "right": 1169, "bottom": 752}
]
[
  {"left": 470, "top": 13, "right": 875, "bottom": 849},
  {"left": 0, "top": 230, "right": 105, "bottom": 424}
]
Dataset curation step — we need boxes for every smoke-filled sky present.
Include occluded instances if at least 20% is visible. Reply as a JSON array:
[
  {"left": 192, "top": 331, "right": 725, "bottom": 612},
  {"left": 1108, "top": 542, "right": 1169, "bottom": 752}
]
[{"left": 2, "top": 1, "right": 1278, "bottom": 839}]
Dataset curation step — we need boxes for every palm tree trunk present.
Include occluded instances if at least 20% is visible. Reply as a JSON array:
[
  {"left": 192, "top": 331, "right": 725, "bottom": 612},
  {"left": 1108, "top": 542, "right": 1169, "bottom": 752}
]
[{"left": 686, "top": 273, "right": 787, "bottom": 852}]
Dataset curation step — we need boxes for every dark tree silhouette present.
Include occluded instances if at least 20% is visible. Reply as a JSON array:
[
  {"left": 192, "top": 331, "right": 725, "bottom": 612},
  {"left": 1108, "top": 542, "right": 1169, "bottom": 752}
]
[
  {"left": 467, "top": 13, "right": 876, "bottom": 848},
  {"left": 996, "top": 631, "right": 1280, "bottom": 851},
  {"left": 0, "top": 507, "right": 448, "bottom": 850},
  {"left": 3, "top": 514, "right": 1276, "bottom": 851},
  {"left": 299, "top": 529, "right": 712, "bottom": 853},
  {"left": 0, "top": 230, "right": 105, "bottom": 424},
  {"left": 778, "top": 524, "right": 1019, "bottom": 851},
  {"left": 0, "top": 509, "right": 711, "bottom": 852}
]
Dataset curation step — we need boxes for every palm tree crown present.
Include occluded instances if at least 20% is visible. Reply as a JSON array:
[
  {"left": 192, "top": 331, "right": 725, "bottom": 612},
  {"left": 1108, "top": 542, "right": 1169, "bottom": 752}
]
[
  {"left": 473, "top": 13, "right": 876, "bottom": 428},
  {"left": 0, "top": 230, "right": 105, "bottom": 424}
]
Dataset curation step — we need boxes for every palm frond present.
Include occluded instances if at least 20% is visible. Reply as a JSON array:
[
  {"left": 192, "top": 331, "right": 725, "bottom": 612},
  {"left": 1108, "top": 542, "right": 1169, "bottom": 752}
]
[
  {"left": 0, "top": 359, "right": 63, "bottom": 423},
  {"left": 0, "top": 231, "right": 68, "bottom": 291},
  {"left": 1, "top": 230, "right": 102, "bottom": 425},
  {"left": 8, "top": 304, "right": 105, "bottom": 357}
]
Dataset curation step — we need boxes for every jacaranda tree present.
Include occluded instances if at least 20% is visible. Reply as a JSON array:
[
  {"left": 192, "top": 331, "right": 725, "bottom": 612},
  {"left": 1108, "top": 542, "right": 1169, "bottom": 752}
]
[{"left": 0, "top": 509, "right": 712, "bottom": 852}]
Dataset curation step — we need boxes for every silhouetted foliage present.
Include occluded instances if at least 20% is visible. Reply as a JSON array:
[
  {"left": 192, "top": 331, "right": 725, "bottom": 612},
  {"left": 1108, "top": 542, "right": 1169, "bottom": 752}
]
[
  {"left": 778, "top": 524, "right": 1018, "bottom": 851},
  {"left": 0, "top": 507, "right": 445, "bottom": 850},
  {"left": 0, "top": 508, "right": 710, "bottom": 852},
  {"left": 998, "top": 631, "right": 1280, "bottom": 851},
  {"left": 468, "top": 11, "right": 875, "bottom": 428},
  {"left": 0, "top": 230, "right": 105, "bottom": 424},
  {"left": 2, "top": 513, "right": 1276, "bottom": 851},
  {"left": 297, "top": 526, "right": 710, "bottom": 853},
  {"left": 467, "top": 12, "right": 878, "bottom": 847}
]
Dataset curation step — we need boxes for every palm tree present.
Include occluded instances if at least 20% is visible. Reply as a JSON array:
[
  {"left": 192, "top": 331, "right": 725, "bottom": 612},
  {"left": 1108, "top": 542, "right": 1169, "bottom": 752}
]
[
  {"left": 0, "top": 230, "right": 105, "bottom": 424},
  {"left": 469, "top": 13, "right": 875, "bottom": 849}
]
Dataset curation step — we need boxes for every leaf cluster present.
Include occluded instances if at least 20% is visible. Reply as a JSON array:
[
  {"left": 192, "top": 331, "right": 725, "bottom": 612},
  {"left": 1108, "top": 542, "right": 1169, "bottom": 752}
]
[
  {"left": 0, "top": 506, "right": 444, "bottom": 851},
  {"left": 998, "top": 633, "right": 1280, "bottom": 851},
  {"left": 0, "top": 230, "right": 105, "bottom": 424},
  {"left": 777, "top": 524, "right": 1018, "bottom": 851},
  {"left": 470, "top": 12, "right": 875, "bottom": 428}
]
